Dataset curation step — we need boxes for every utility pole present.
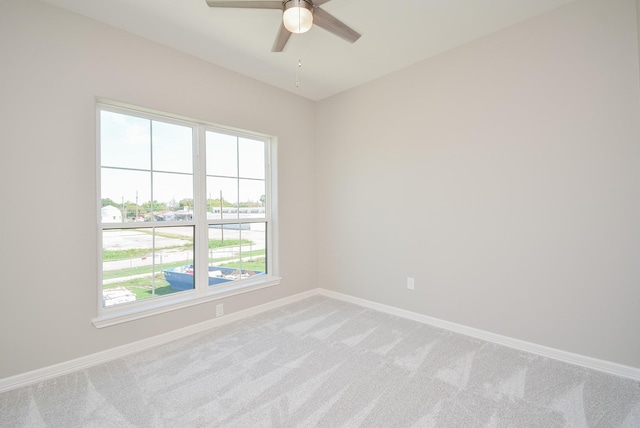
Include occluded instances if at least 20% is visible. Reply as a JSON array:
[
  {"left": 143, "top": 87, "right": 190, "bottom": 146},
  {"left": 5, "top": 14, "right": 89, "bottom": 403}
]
[{"left": 220, "top": 190, "right": 224, "bottom": 243}]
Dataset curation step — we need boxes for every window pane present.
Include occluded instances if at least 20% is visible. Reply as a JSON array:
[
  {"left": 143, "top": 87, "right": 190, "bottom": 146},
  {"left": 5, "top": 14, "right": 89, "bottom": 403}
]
[
  {"left": 239, "top": 179, "right": 265, "bottom": 213},
  {"left": 207, "top": 176, "right": 238, "bottom": 220},
  {"left": 239, "top": 138, "right": 265, "bottom": 179},
  {"left": 206, "top": 131, "right": 237, "bottom": 177},
  {"left": 153, "top": 172, "right": 193, "bottom": 221},
  {"left": 207, "top": 223, "right": 266, "bottom": 286},
  {"left": 102, "top": 226, "right": 194, "bottom": 307},
  {"left": 101, "top": 111, "right": 150, "bottom": 170},
  {"left": 152, "top": 121, "right": 193, "bottom": 174},
  {"left": 240, "top": 223, "right": 266, "bottom": 274},
  {"left": 101, "top": 168, "right": 150, "bottom": 222}
]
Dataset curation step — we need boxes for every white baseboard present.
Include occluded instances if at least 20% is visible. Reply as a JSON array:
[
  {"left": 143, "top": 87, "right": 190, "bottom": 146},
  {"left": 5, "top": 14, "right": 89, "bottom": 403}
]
[
  {"left": 317, "top": 288, "right": 640, "bottom": 381},
  {"left": 3, "top": 287, "right": 638, "bottom": 394},
  {"left": 0, "top": 289, "right": 318, "bottom": 394}
]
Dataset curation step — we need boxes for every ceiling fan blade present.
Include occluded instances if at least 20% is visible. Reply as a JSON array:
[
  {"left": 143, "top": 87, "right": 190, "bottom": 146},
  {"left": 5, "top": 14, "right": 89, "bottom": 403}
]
[
  {"left": 205, "top": 1, "right": 282, "bottom": 9},
  {"left": 272, "top": 22, "right": 292, "bottom": 52},
  {"left": 312, "top": 0, "right": 333, "bottom": 5},
  {"left": 312, "top": 7, "right": 361, "bottom": 43}
]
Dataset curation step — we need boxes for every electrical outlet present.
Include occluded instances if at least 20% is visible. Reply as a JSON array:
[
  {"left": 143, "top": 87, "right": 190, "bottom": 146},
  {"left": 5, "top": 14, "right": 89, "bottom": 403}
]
[
  {"left": 407, "top": 277, "right": 415, "bottom": 290},
  {"left": 216, "top": 303, "right": 224, "bottom": 317}
]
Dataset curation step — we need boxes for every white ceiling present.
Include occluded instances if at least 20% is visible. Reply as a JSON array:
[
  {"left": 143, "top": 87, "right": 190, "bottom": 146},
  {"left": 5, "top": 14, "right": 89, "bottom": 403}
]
[{"left": 41, "top": 0, "right": 577, "bottom": 101}]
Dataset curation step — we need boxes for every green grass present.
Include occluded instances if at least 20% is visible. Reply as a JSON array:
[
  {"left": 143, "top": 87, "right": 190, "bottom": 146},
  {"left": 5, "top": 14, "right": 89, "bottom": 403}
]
[
  {"left": 103, "top": 249, "right": 265, "bottom": 281},
  {"left": 104, "top": 239, "right": 252, "bottom": 262},
  {"left": 103, "top": 248, "right": 154, "bottom": 261},
  {"left": 102, "top": 260, "right": 192, "bottom": 280},
  {"left": 209, "top": 239, "right": 251, "bottom": 249},
  {"left": 220, "top": 258, "right": 266, "bottom": 272},
  {"left": 137, "top": 229, "right": 252, "bottom": 249},
  {"left": 208, "top": 249, "right": 265, "bottom": 264},
  {"left": 103, "top": 274, "right": 184, "bottom": 300},
  {"left": 137, "top": 229, "right": 193, "bottom": 242},
  {"left": 103, "top": 254, "right": 266, "bottom": 302}
]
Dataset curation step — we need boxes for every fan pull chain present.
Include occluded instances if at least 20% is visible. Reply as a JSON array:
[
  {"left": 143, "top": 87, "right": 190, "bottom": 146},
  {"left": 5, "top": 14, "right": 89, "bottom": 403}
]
[
  {"left": 296, "top": 58, "right": 302, "bottom": 88},
  {"left": 295, "top": 41, "right": 304, "bottom": 89}
]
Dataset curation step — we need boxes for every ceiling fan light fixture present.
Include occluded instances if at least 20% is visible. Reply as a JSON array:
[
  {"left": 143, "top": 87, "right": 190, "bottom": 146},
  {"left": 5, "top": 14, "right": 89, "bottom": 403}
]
[{"left": 283, "top": 0, "right": 313, "bottom": 34}]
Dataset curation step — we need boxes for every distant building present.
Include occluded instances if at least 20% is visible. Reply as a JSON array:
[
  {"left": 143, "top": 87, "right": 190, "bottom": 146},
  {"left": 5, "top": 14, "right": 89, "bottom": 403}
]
[
  {"left": 172, "top": 208, "right": 193, "bottom": 221},
  {"left": 101, "top": 205, "right": 122, "bottom": 223}
]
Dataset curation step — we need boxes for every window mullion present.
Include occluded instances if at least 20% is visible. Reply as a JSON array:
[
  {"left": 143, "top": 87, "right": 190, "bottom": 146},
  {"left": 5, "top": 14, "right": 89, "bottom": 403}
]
[
  {"left": 149, "top": 120, "right": 154, "bottom": 217},
  {"left": 194, "top": 125, "right": 208, "bottom": 293},
  {"left": 265, "top": 140, "right": 274, "bottom": 275}
]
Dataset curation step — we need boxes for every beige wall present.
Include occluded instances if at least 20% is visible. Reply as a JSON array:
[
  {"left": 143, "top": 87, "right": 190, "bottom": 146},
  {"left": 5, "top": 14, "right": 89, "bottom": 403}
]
[
  {"left": 0, "top": 0, "right": 317, "bottom": 378},
  {"left": 317, "top": 0, "right": 640, "bottom": 368}
]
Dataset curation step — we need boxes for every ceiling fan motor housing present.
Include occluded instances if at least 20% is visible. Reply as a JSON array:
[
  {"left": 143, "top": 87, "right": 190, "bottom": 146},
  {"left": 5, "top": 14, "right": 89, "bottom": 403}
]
[{"left": 283, "top": 0, "right": 314, "bottom": 34}]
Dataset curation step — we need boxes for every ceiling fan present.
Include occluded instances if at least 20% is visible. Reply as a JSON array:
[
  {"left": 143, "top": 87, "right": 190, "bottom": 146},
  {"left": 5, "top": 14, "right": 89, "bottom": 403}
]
[{"left": 205, "top": 0, "right": 361, "bottom": 52}]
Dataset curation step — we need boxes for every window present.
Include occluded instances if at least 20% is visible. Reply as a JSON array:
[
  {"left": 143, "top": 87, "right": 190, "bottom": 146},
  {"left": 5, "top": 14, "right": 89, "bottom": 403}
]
[{"left": 96, "top": 102, "right": 278, "bottom": 326}]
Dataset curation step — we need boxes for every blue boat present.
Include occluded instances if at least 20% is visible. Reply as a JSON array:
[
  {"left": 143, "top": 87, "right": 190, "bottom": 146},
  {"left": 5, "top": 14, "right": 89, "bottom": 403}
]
[{"left": 163, "top": 264, "right": 263, "bottom": 290}]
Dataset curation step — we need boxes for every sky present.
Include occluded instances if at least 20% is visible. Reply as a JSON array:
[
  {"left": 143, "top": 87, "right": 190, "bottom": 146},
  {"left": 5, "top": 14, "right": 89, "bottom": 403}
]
[{"left": 100, "top": 110, "right": 266, "bottom": 208}]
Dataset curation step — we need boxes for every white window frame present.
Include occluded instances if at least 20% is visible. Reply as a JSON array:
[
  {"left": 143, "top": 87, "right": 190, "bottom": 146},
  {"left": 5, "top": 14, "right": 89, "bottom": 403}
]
[{"left": 93, "top": 100, "right": 280, "bottom": 328}]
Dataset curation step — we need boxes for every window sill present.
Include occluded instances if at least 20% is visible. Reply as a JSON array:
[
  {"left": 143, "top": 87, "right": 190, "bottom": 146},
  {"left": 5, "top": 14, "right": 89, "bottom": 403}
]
[{"left": 92, "top": 275, "right": 282, "bottom": 328}]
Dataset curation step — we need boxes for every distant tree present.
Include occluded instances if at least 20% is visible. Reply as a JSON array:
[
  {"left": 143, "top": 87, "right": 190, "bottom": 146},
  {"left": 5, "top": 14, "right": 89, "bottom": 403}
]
[
  {"left": 259, "top": 195, "right": 266, "bottom": 206},
  {"left": 207, "top": 197, "right": 234, "bottom": 209},
  {"left": 238, "top": 200, "right": 260, "bottom": 208},
  {"left": 101, "top": 198, "right": 118, "bottom": 207},
  {"left": 123, "top": 201, "right": 143, "bottom": 220},
  {"left": 141, "top": 200, "right": 168, "bottom": 213},
  {"left": 179, "top": 198, "right": 194, "bottom": 210}
]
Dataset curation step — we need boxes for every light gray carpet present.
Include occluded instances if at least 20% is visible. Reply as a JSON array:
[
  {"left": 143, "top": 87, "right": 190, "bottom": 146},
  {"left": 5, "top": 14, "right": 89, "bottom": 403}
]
[{"left": 1, "top": 295, "right": 639, "bottom": 427}]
